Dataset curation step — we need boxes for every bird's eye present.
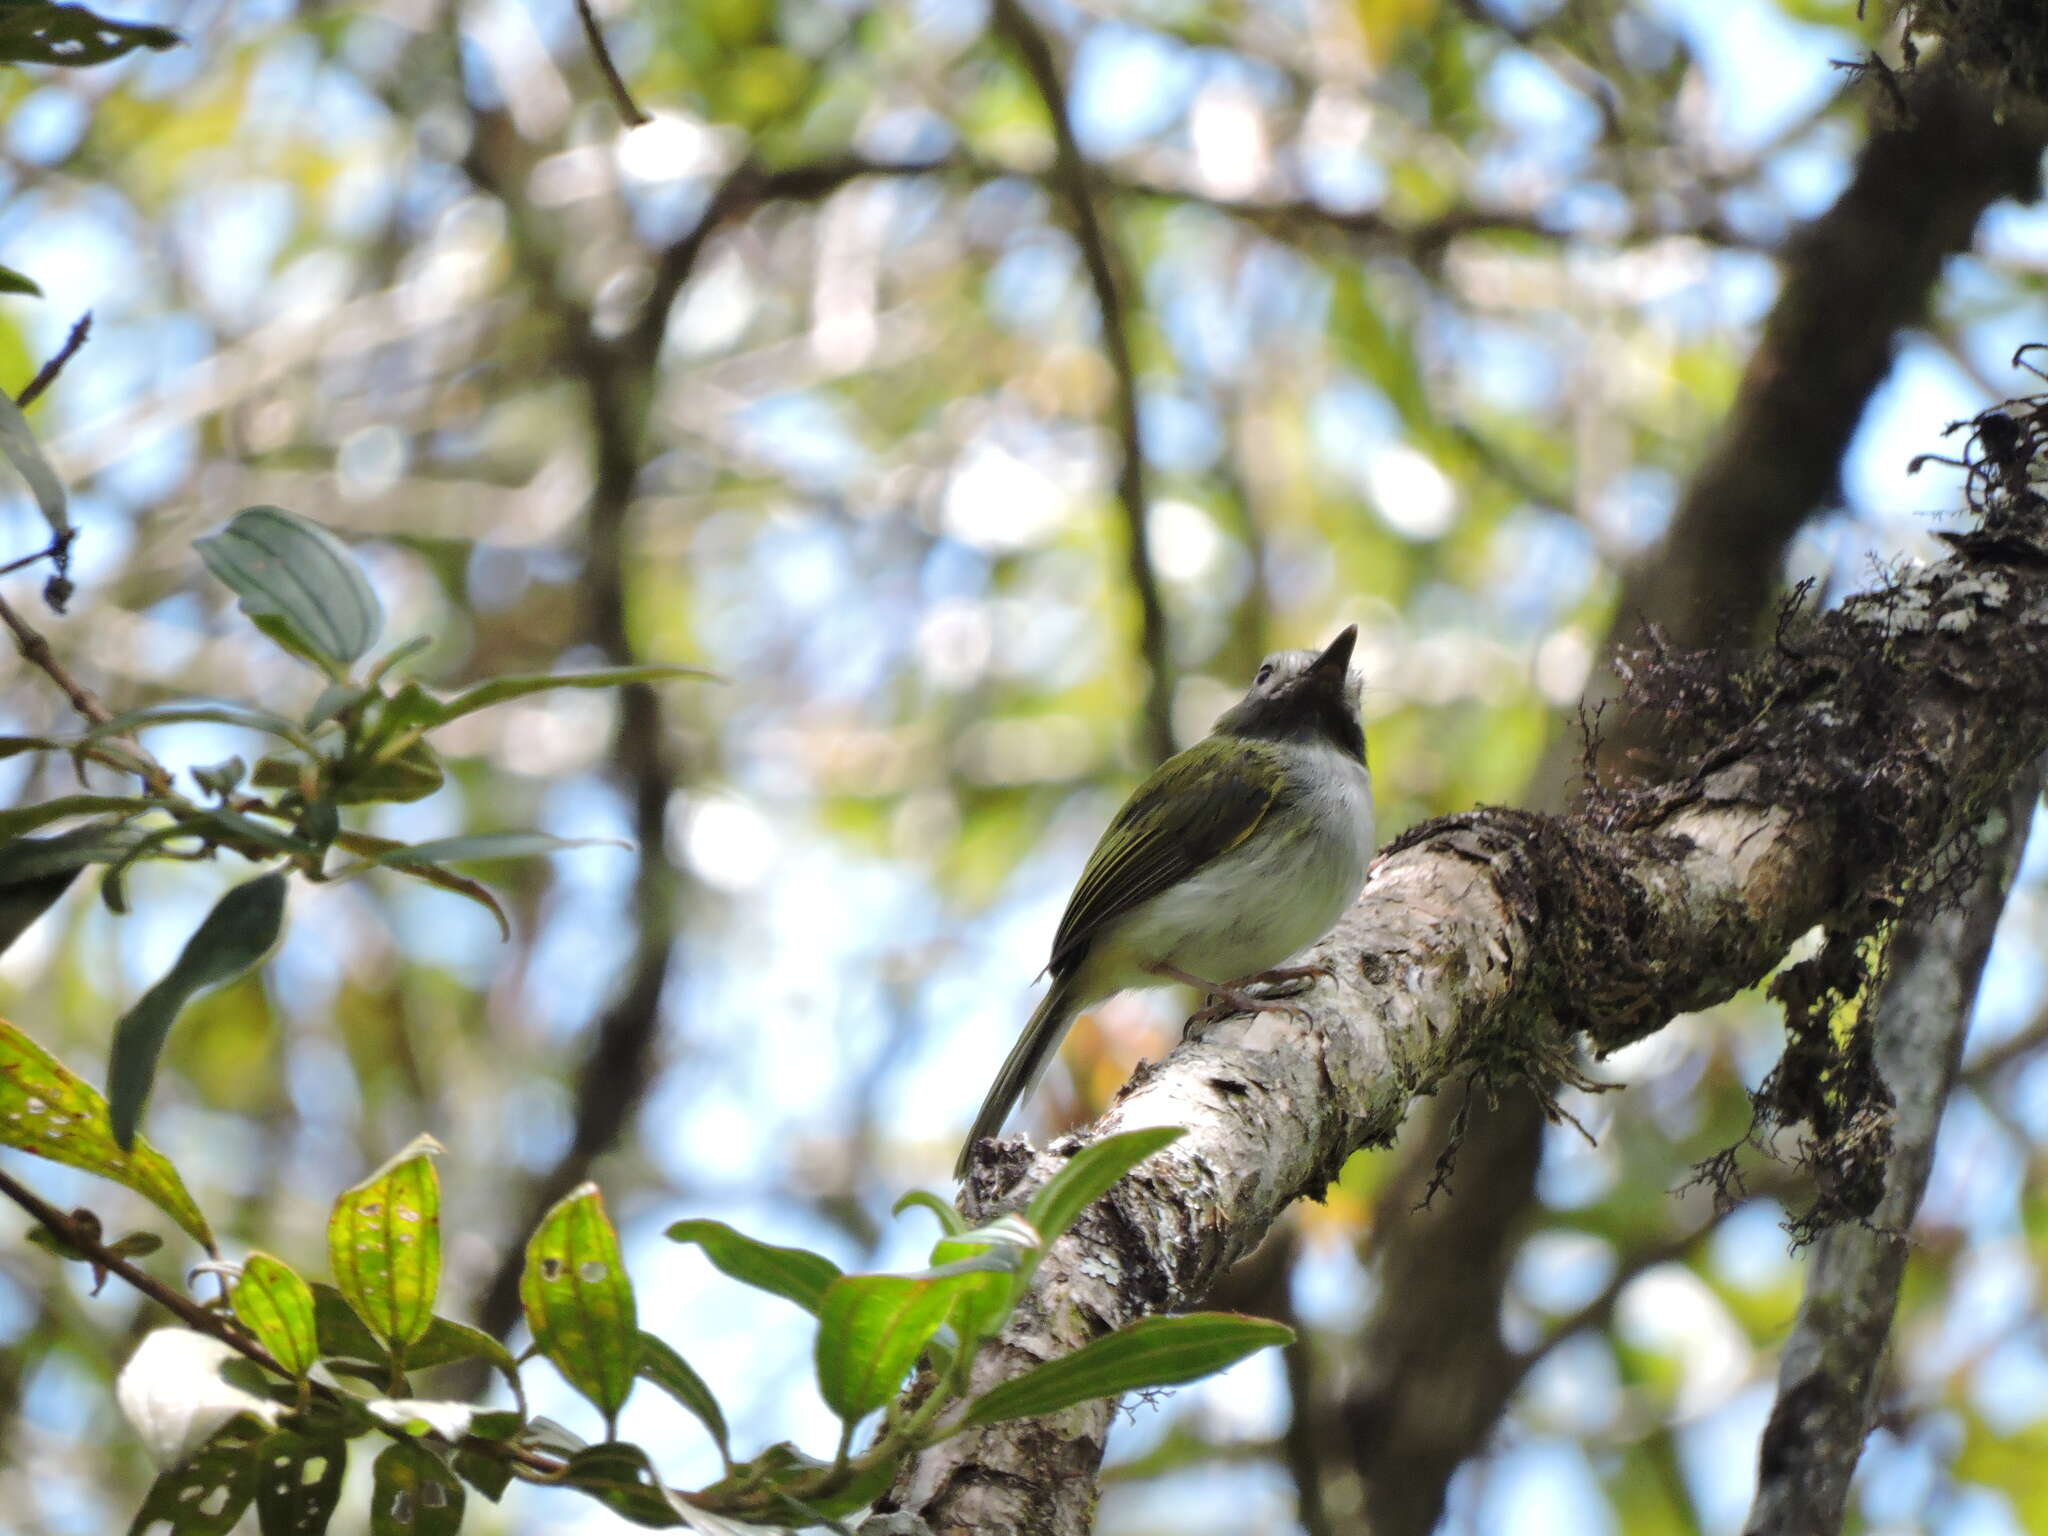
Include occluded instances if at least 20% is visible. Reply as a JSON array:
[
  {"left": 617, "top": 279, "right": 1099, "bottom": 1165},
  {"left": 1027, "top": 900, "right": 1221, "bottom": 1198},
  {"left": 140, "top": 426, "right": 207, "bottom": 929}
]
[{"left": 1255, "top": 664, "right": 1274, "bottom": 685}]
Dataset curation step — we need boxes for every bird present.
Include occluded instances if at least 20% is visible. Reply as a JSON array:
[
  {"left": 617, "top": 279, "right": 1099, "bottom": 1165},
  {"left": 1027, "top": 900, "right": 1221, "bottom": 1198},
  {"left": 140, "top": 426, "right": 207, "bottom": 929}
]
[{"left": 956, "top": 625, "right": 1375, "bottom": 1178}]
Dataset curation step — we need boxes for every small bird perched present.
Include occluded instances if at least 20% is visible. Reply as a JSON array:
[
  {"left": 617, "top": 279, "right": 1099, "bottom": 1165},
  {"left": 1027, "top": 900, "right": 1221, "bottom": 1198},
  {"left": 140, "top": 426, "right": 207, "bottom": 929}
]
[{"left": 956, "top": 626, "right": 1375, "bottom": 1178}]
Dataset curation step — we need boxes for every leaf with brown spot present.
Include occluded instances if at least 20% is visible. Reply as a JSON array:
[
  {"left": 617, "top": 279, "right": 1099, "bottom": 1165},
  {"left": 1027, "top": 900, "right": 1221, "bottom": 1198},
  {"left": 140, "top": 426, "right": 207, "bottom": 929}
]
[
  {"left": 327, "top": 1134, "right": 442, "bottom": 1356},
  {"left": 520, "top": 1183, "right": 639, "bottom": 1429},
  {"left": 0, "top": 1018, "right": 213, "bottom": 1249}
]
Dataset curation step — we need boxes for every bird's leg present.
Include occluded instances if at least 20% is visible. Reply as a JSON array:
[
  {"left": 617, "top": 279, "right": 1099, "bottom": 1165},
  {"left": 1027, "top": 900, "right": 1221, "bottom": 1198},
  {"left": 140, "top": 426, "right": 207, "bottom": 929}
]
[
  {"left": 1231, "top": 962, "right": 1334, "bottom": 996},
  {"left": 1151, "top": 963, "right": 1320, "bottom": 1029}
]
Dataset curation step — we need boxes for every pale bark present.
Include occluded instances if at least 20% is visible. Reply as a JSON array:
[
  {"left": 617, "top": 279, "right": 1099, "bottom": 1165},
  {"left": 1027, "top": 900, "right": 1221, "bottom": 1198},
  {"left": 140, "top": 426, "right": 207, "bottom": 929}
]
[
  {"left": 1742, "top": 763, "right": 2041, "bottom": 1535},
  {"left": 1339, "top": 58, "right": 2048, "bottom": 1534},
  {"left": 872, "top": 525, "right": 2048, "bottom": 1534}
]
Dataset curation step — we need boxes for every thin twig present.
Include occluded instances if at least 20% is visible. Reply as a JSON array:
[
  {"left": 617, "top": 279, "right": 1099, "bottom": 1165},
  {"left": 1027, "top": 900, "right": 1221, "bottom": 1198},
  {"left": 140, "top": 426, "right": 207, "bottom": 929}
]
[
  {"left": 0, "top": 532, "right": 75, "bottom": 577},
  {"left": 0, "top": 314, "right": 173, "bottom": 793},
  {"left": 0, "top": 589, "right": 113, "bottom": 728},
  {"left": 0, "top": 1165, "right": 282, "bottom": 1370},
  {"left": 17, "top": 311, "right": 91, "bottom": 410},
  {"left": 988, "top": 0, "right": 1175, "bottom": 764},
  {"left": 3, "top": 311, "right": 103, "bottom": 725},
  {"left": 450, "top": 54, "right": 687, "bottom": 1366},
  {"left": 572, "top": 0, "right": 649, "bottom": 128}
]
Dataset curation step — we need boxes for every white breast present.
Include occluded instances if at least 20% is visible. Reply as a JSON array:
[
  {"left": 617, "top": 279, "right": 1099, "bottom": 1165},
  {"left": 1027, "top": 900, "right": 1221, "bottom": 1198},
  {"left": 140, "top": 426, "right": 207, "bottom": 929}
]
[{"left": 1082, "top": 743, "right": 1376, "bottom": 994}]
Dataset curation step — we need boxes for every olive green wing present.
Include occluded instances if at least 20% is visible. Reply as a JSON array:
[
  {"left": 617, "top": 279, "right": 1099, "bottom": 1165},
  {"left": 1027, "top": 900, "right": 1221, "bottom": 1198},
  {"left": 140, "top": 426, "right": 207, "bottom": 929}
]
[{"left": 1047, "top": 736, "right": 1285, "bottom": 974}]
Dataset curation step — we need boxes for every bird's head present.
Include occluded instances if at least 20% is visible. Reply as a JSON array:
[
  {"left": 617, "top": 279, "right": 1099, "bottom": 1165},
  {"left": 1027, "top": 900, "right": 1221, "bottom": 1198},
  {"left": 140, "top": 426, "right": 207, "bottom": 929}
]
[{"left": 1211, "top": 626, "right": 1366, "bottom": 763}]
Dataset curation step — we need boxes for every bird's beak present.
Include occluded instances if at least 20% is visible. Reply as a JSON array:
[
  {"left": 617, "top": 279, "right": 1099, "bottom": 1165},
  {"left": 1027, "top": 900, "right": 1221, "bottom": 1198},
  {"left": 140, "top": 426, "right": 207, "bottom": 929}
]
[{"left": 1309, "top": 625, "right": 1357, "bottom": 683}]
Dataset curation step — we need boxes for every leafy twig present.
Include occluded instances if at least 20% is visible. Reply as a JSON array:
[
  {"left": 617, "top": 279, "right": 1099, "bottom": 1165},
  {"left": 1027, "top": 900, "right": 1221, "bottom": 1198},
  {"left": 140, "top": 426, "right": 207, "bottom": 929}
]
[
  {"left": 0, "top": 1164, "right": 285, "bottom": 1371},
  {"left": 0, "top": 1163, "right": 569, "bottom": 1477}
]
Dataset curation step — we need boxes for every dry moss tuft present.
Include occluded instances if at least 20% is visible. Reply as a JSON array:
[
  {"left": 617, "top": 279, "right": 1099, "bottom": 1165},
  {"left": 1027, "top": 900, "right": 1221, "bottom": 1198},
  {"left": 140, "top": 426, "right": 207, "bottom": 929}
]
[{"left": 1622, "top": 371, "right": 2048, "bottom": 1241}]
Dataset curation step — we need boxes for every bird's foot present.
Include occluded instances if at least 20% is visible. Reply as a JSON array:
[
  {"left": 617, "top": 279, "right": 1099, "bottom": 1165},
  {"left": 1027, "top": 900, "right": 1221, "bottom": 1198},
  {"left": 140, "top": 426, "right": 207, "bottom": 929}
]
[
  {"left": 1231, "top": 962, "right": 1334, "bottom": 997},
  {"left": 1157, "top": 962, "right": 1326, "bottom": 1030}
]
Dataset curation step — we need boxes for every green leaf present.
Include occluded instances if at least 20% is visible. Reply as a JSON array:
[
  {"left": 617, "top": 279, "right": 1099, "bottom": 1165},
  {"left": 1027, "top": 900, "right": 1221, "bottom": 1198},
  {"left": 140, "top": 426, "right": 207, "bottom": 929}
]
[
  {"left": 195, "top": 506, "right": 383, "bottom": 673},
  {"left": 928, "top": 1214, "right": 1040, "bottom": 1341},
  {"left": 664, "top": 1219, "right": 841, "bottom": 1316},
  {"left": 0, "top": 860, "right": 78, "bottom": 955},
  {"left": 369, "top": 1439, "right": 464, "bottom": 1536},
  {"left": 302, "top": 682, "right": 365, "bottom": 731},
  {"left": 565, "top": 1444, "right": 780, "bottom": 1532},
  {"left": 451, "top": 1445, "right": 514, "bottom": 1503},
  {"left": 332, "top": 831, "right": 508, "bottom": 938},
  {"left": 1025, "top": 1127, "right": 1183, "bottom": 1245},
  {"left": 0, "top": 263, "right": 40, "bottom": 296},
  {"left": 109, "top": 871, "right": 287, "bottom": 1149},
  {"left": 814, "top": 1272, "right": 964, "bottom": 1421},
  {"left": 231, "top": 1252, "right": 318, "bottom": 1376},
  {"left": 327, "top": 1135, "right": 442, "bottom": 1353},
  {"left": 86, "top": 699, "right": 312, "bottom": 747},
  {"left": 0, "top": 732, "right": 72, "bottom": 758},
  {"left": 252, "top": 1430, "right": 346, "bottom": 1536},
  {"left": 310, "top": 1286, "right": 520, "bottom": 1408},
  {"left": 0, "top": 383, "right": 64, "bottom": 536},
  {"left": 190, "top": 756, "right": 247, "bottom": 798},
  {"left": 0, "top": 792, "right": 151, "bottom": 842},
  {"left": 187, "top": 806, "right": 320, "bottom": 860},
  {"left": 520, "top": 1182, "right": 639, "bottom": 1427},
  {"left": 962, "top": 1312, "right": 1295, "bottom": 1427},
  {"left": 468, "top": 1408, "right": 524, "bottom": 1439},
  {"left": 125, "top": 1428, "right": 260, "bottom": 1535},
  {"left": 0, "top": 0, "right": 180, "bottom": 66},
  {"left": 406, "top": 1315, "right": 524, "bottom": 1379},
  {"left": 940, "top": 1214, "right": 1042, "bottom": 1254},
  {"left": 800, "top": 1453, "right": 899, "bottom": 1521},
  {"left": 0, "top": 819, "right": 148, "bottom": 895},
  {"left": 0, "top": 1019, "right": 213, "bottom": 1247},
  {"left": 331, "top": 738, "right": 445, "bottom": 805},
  {"left": 560, "top": 1442, "right": 685, "bottom": 1527},
  {"left": 636, "top": 1330, "right": 730, "bottom": 1461},
  {"left": 431, "top": 665, "right": 715, "bottom": 725},
  {"left": 698, "top": 1442, "right": 856, "bottom": 1528},
  {"left": 309, "top": 1281, "right": 386, "bottom": 1363},
  {"left": 892, "top": 1189, "right": 966, "bottom": 1237},
  {"left": 361, "top": 831, "right": 626, "bottom": 867},
  {"left": 26, "top": 1219, "right": 89, "bottom": 1261}
]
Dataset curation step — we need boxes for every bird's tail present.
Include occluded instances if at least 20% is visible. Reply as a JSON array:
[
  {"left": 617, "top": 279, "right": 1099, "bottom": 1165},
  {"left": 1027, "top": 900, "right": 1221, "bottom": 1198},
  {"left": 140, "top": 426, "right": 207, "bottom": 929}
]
[{"left": 955, "top": 972, "right": 1083, "bottom": 1179}]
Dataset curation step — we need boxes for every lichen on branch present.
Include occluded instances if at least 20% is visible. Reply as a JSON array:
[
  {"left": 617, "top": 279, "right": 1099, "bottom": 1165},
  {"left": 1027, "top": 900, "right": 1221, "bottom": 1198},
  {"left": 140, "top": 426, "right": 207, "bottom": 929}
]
[{"left": 878, "top": 378, "right": 2048, "bottom": 1535}]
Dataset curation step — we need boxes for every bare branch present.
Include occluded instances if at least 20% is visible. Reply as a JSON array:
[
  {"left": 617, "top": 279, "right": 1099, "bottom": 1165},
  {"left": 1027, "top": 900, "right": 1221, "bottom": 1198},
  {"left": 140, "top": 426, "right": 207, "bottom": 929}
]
[
  {"left": 447, "top": 55, "right": 689, "bottom": 1359},
  {"left": 1743, "top": 763, "right": 2039, "bottom": 1535},
  {"left": 17, "top": 310, "right": 91, "bottom": 410},
  {"left": 0, "top": 589, "right": 113, "bottom": 727},
  {"left": 573, "top": 0, "right": 649, "bottom": 128},
  {"left": 988, "top": 0, "right": 1174, "bottom": 764}
]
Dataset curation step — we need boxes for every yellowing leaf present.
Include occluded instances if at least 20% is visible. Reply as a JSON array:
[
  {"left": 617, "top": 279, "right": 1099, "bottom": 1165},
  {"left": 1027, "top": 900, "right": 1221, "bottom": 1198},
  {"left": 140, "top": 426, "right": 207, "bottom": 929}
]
[{"left": 0, "top": 1019, "right": 213, "bottom": 1250}]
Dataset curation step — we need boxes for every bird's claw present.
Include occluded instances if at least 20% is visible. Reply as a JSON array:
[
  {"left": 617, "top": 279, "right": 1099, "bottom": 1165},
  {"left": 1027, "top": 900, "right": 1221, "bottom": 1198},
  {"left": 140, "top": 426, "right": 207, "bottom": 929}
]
[
  {"left": 1183, "top": 965, "right": 1330, "bottom": 1031},
  {"left": 1237, "top": 962, "right": 1333, "bottom": 997}
]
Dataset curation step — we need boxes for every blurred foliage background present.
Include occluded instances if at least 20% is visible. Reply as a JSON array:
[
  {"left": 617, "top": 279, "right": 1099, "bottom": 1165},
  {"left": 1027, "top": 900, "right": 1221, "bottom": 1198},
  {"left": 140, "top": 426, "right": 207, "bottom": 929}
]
[{"left": 1, "top": 0, "right": 2047, "bottom": 1531}]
